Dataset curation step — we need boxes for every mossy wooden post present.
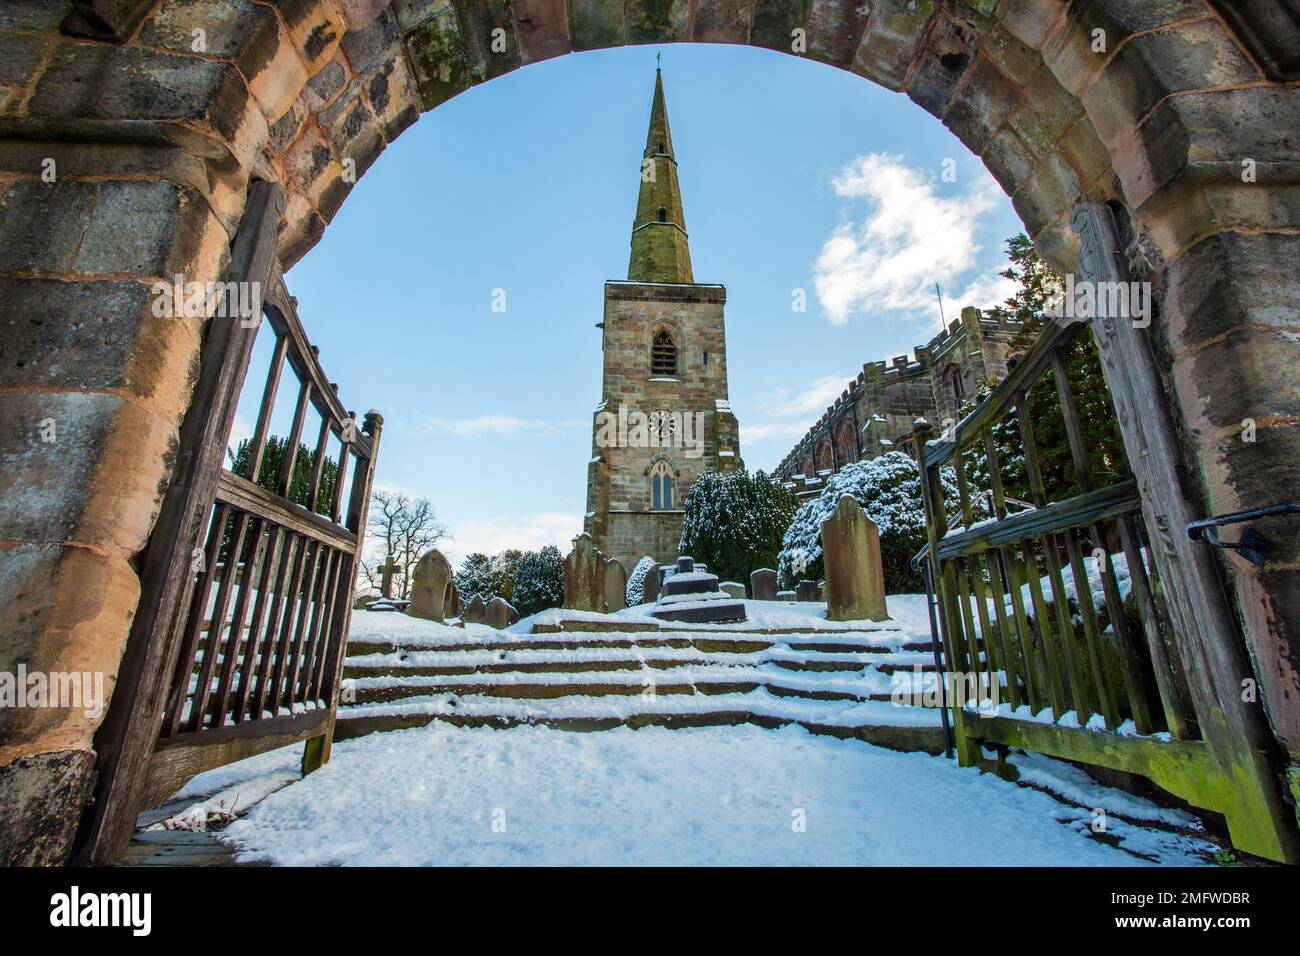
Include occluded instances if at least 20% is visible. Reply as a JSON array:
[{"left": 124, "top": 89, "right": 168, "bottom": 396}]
[
  {"left": 304, "top": 410, "right": 385, "bottom": 777},
  {"left": 821, "top": 495, "right": 888, "bottom": 622},
  {"left": 913, "top": 421, "right": 979, "bottom": 766}
]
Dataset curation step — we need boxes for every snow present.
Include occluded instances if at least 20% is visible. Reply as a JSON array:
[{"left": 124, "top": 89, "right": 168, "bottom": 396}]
[
  {"left": 340, "top": 686, "right": 943, "bottom": 728},
  {"left": 1006, "top": 751, "right": 1203, "bottom": 829},
  {"left": 214, "top": 724, "right": 1216, "bottom": 866}
]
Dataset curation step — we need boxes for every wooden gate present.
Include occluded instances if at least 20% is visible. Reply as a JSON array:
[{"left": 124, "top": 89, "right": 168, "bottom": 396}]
[
  {"left": 76, "top": 181, "right": 383, "bottom": 864},
  {"left": 913, "top": 204, "right": 1298, "bottom": 864}
]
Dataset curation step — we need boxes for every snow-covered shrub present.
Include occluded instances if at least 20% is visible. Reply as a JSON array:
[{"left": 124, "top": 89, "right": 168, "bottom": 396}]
[
  {"left": 677, "top": 470, "right": 798, "bottom": 587},
  {"left": 776, "top": 452, "right": 957, "bottom": 593},
  {"left": 512, "top": 545, "right": 564, "bottom": 617},
  {"left": 626, "top": 555, "right": 656, "bottom": 606}
]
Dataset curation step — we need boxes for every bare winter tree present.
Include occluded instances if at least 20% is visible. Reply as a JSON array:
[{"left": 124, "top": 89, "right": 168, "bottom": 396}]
[{"left": 358, "top": 491, "right": 447, "bottom": 599}]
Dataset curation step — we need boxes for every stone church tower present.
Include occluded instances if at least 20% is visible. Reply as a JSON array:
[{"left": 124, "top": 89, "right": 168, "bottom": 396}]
[{"left": 584, "top": 68, "right": 742, "bottom": 573}]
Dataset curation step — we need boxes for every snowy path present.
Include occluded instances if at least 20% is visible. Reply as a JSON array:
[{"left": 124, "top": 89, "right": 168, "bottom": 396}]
[{"left": 201, "top": 722, "right": 1216, "bottom": 866}]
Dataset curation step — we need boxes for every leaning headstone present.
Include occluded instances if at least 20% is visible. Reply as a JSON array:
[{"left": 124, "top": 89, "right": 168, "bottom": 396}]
[
  {"left": 408, "top": 548, "right": 454, "bottom": 621},
  {"left": 604, "top": 558, "right": 628, "bottom": 613},
  {"left": 445, "top": 581, "right": 460, "bottom": 618},
  {"left": 750, "top": 568, "right": 777, "bottom": 601},
  {"left": 484, "top": 596, "right": 514, "bottom": 629},
  {"left": 354, "top": 594, "right": 379, "bottom": 611},
  {"left": 821, "top": 493, "right": 889, "bottom": 621},
  {"left": 508, "top": 605, "right": 520, "bottom": 626},
  {"left": 796, "top": 580, "right": 820, "bottom": 602},
  {"left": 463, "top": 593, "right": 487, "bottom": 625},
  {"left": 720, "top": 582, "right": 746, "bottom": 600},
  {"left": 563, "top": 532, "right": 605, "bottom": 612}
]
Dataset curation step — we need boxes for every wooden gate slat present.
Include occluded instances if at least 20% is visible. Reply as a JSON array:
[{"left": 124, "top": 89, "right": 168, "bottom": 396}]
[{"left": 233, "top": 524, "right": 283, "bottom": 723}]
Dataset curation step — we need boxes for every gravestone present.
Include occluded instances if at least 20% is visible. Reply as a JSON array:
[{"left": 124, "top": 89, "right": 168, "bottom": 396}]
[
  {"left": 563, "top": 532, "right": 605, "bottom": 612},
  {"left": 750, "top": 568, "right": 777, "bottom": 601},
  {"left": 484, "top": 596, "right": 514, "bottom": 629},
  {"left": 463, "top": 593, "right": 487, "bottom": 625},
  {"left": 776, "top": 589, "right": 796, "bottom": 602},
  {"left": 445, "top": 581, "right": 460, "bottom": 618},
  {"left": 604, "top": 558, "right": 627, "bottom": 613},
  {"left": 508, "top": 604, "right": 520, "bottom": 626},
  {"left": 408, "top": 548, "right": 453, "bottom": 621},
  {"left": 821, "top": 494, "right": 889, "bottom": 622},
  {"left": 378, "top": 555, "right": 401, "bottom": 599},
  {"left": 720, "top": 582, "right": 746, "bottom": 600},
  {"left": 796, "top": 580, "right": 820, "bottom": 602},
  {"left": 651, "top": 556, "right": 745, "bottom": 623}
]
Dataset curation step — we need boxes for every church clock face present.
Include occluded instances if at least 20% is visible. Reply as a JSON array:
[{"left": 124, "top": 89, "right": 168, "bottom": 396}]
[{"left": 648, "top": 411, "right": 677, "bottom": 440}]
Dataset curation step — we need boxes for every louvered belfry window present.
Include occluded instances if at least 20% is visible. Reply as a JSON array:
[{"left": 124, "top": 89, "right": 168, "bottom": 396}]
[{"left": 651, "top": 330, "right": 677, "bottom": 376}]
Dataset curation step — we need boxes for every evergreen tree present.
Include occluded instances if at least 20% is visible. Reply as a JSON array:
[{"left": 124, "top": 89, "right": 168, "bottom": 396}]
[
  {"left": 455, "top": 552, "right": 497, "bottom": 602},
  {"left": 512, "top": 546, "right": 564, "bottom": 617},
  {"left": 626, "top": 555, "right": 656, "bottom": 606},
  {"left": 223, "top": 435, "right": 337, "bottom": 563},
  {"left": 678, "top": 469, "right": 799, "bottom": 586},
  {"left": 491, "top": 549, "right": 524, "bottom": 601},
  {"left": 977, "top": 233, "right": 1130, "bottom": 502},
  {"left": 777, "top": 452, "right": 958, "bottom": 594},
  {"left": 227, "top": 435, "right": 337, "bottom": 512}
]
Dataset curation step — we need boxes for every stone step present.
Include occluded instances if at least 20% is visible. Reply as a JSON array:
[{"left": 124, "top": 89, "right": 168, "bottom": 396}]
[
  {"left": 342, "top": 650, "right": 937, "bottom": 680},
  {"left": 347, "top": 680, "right": 937, "bottom": 707},
  {"left": 528, "top": 619, "right": 902, "bottom": 637},
  {"left": 344, "top": 633, "right": 931, "bottom": 657},
  {"left": 334, "top": 698, "right": 947, "bottom": 755}
]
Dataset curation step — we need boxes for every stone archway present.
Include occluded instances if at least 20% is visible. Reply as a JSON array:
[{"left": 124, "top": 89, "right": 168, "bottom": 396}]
[{"left": 2, "top": 1, "right": 1297, "bottom": 864}]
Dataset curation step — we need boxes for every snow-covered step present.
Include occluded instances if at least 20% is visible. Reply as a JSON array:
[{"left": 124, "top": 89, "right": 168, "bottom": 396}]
[
  {"left": 335, "top": 597, "right": 946, "bottom": 754},
  {"left": 343, "top": 658, "right": 938, "bottom": 706},
  {"left": 334, "top": 687, "right": 947, "bottom": 755},
  {"left": 342, "top": 644, "right": 937, "bottom": 678}
]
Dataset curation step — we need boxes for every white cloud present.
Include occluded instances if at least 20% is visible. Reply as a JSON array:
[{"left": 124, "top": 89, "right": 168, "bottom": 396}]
[
  {"left": 813, "top": 153, "right": 1006, "bottom": 328},
  {"left": 741, "top": 374, "right": 853, "bottom": 451},
  {"left": 754, "top": 375, "right": 854, "bottom": 419},
  {"left": 422, "top": 414, "right": 582, "bottom": 438},
  {"left": 441, "top": 510, "right": 583, "bottom": 565}
]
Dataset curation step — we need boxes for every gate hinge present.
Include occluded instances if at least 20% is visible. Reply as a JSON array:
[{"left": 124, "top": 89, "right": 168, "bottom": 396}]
[{"left": 1186, "top": 502, "right": 1300, "bottom": 567}]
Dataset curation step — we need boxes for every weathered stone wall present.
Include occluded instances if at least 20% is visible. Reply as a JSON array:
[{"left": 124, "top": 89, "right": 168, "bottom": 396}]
[{"left": 0, "top": 0, "right": 1296, "bottom": 863}]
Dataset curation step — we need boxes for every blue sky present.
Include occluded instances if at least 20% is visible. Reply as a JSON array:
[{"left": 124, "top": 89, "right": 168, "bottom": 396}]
[{"left": 245, "top": 43, "right": 1023, "bottom": 563}]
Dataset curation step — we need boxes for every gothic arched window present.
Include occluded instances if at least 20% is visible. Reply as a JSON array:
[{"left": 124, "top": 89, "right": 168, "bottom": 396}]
[
  {"left": 650, "top": 460, "right": 674, "bottom": 510},
  {"left": 651, "top": 330, "right": 677, "bottom": 376},
  {"left": 657, "top": 206, "right": 667, "bottom": 223}
]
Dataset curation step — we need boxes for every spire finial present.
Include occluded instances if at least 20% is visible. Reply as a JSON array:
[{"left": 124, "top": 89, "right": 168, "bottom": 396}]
[{"left": 656, "top": 51, "right": 661, "bottom": 70}]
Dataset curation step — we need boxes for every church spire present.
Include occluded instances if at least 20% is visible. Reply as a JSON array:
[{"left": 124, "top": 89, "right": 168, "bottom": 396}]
[{"left": 628, "top": 64, "right": 694, "bottom": 283}]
